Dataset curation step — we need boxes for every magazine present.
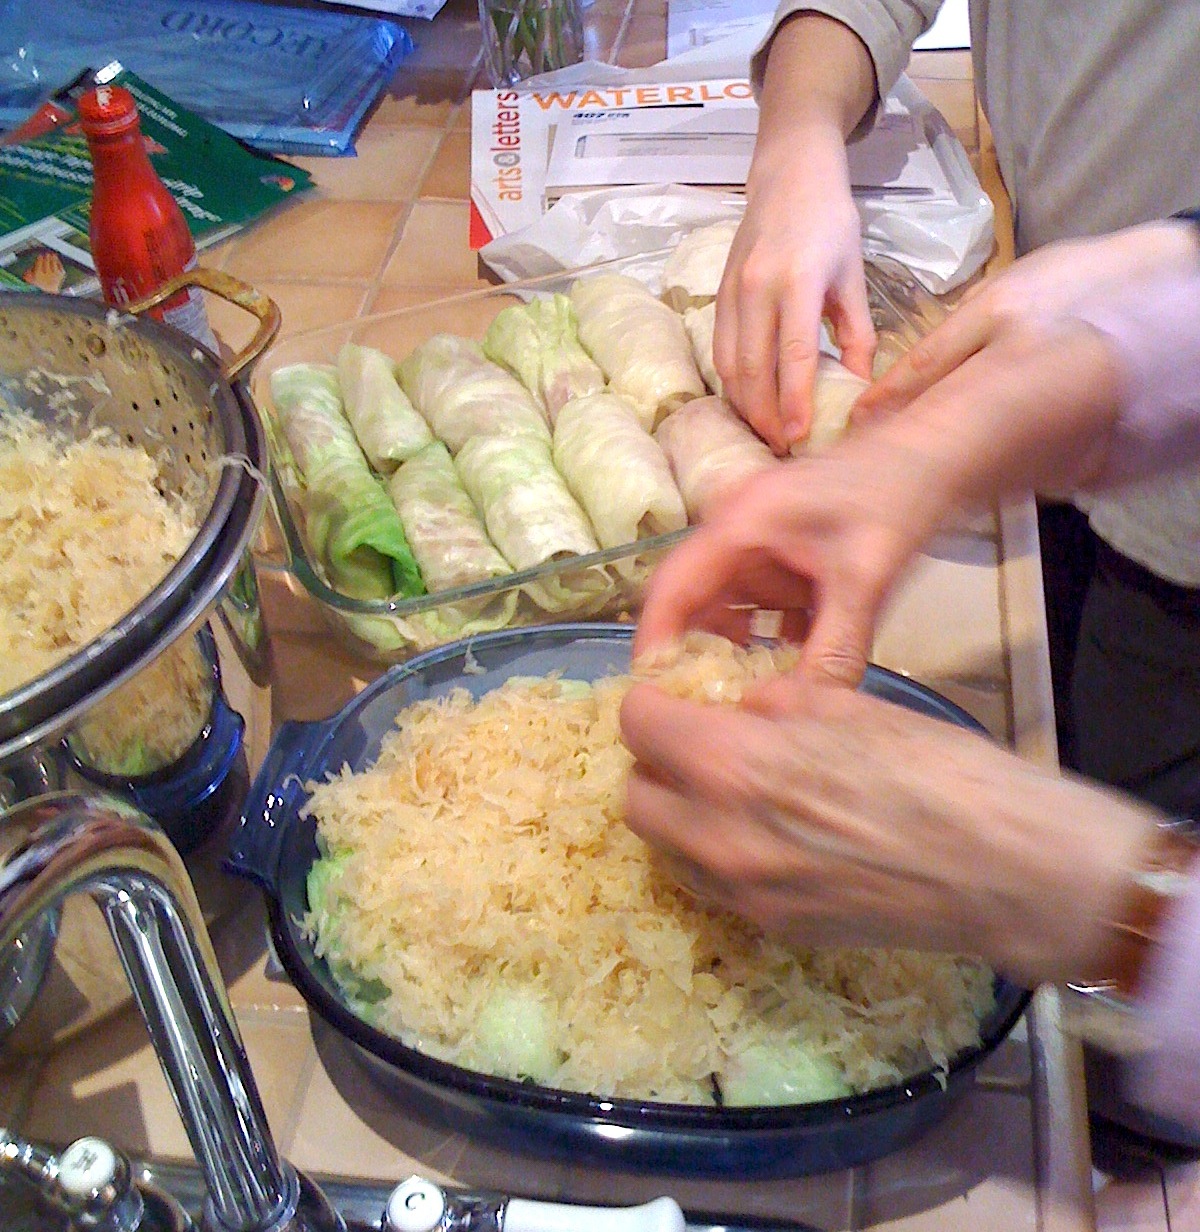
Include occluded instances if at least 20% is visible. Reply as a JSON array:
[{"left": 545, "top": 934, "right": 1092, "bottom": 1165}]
[{"left": 0, "top": 64, "right": 312, "bottom": 297}]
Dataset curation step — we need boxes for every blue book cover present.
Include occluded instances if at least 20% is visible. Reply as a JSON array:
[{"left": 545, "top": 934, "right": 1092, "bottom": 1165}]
[{"left": 0, "top": 0, "right": 416, "bottom": 155}]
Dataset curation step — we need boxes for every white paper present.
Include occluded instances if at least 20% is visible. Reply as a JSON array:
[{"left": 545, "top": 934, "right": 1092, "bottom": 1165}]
[
  {"left": 666, "top": 0, "right": 776, "bottom": 59},
  {"left": 312, "top": 0, "right": 448, "bottom": 15},
  {"left": 913, "top": 0, "right": 970, "bottom": 50}
]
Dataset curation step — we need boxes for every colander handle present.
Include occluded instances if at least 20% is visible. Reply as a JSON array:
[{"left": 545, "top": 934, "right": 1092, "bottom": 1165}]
[{"left": 124, "top": 267, "right": 281, "bottom": 381}]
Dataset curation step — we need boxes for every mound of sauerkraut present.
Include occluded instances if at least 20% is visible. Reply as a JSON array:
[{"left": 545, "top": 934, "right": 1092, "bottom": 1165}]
[
  {"left": 0, "top": 412, "right": 209, "bottom": 772},
  {"left": 302, "top": 633, "right": 996, "bottom": 1106}
]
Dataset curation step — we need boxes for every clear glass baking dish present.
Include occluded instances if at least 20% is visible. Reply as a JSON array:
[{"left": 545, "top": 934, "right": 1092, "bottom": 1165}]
[{"left": 250, "top": 250, "right": 948, "bottom": 663}]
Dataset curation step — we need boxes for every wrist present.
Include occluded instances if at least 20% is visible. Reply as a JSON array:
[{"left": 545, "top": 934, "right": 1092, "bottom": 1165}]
[
  {"left": 1081, "top": 820, "right": 1200, "bottom": 998},
  {"left": 1060, "top": 820, "right": 1200, "bottom": 1053}
]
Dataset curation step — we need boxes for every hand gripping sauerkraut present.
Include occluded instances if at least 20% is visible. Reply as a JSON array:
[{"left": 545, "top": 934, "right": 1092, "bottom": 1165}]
[{"left": 301, "top": 634, "right": 995, "bottom": 1106}]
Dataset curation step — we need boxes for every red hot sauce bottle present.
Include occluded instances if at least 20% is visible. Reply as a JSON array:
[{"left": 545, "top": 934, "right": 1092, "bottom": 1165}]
[{"left": 76, "top": 84, "right": 217, "bottom": 351}]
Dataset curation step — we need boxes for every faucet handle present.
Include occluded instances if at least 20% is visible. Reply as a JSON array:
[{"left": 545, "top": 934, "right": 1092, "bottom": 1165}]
[{"left": 0, "top": 1129, "right": 191, "bottom": 1232}]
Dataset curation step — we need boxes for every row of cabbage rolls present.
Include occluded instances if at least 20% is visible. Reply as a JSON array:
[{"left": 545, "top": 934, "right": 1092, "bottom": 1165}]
[{"left": 268, "top": 222, "right": 872, "bottom": 612}]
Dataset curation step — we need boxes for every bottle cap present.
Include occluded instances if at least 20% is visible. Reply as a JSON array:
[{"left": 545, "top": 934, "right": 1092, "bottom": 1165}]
[{"left": 77, "top": 85, "right": 140, "bottom": 138}]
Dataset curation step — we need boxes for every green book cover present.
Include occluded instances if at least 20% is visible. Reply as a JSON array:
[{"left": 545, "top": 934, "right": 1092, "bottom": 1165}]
[{"left": 0, "top": 65, "right": 312, "bottom": 295}]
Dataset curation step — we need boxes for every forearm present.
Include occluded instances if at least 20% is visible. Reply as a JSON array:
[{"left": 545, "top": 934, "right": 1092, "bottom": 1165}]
[
  {"left": 838, "top": 321, "right": 1125, "bottom": 527},
  {"left": 753, "top": 12, "right": 878, "bottom": 153}
]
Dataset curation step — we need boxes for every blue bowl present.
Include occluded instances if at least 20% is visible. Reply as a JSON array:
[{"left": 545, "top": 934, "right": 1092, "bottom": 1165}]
[{"left": 227, "top": 623, "right": 1029, "bottom": 1178}]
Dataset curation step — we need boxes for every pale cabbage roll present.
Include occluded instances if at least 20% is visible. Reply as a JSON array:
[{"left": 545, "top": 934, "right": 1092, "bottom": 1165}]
[
  {"left": 269, "top": 364, "right": 424, "bottom": 599},
  {"left": 387, "top": 441, "right": 512, "bottom": 593},
  {"left": 335, "top": 343, "right": 432, "bottom": 473},
  {"left": 791, "top": 355, "right": 870, "bottom": 454},
  {"left": 682, "top": 300, "right": 722, "bottom": 396},
  {"left": 455, "top": 434, "right": 607, "bottom": 611},
  {"left": 552, "top": 392, "right": 687, "bottom": 549},
  {"left": 661, "top": 219, "right": 738, "bottom": 312},
  {"left": 570, "top": 273, "right": 705, "bottom": 430},
  {"left": 681, "top": 310, "right": 867, "bottom": 451},
  {"left": 654, "top": 396, "right": 783, "bottom": 521},
  {"left": 482, "top": 294, "right": 605, "bottom": 424},
  {"left": 396, "top": 333, "right": 550, "bottom": 454}
]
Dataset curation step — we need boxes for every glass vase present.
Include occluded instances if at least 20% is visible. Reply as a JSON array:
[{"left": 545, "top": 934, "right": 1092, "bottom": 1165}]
[{"left": 479, "top": 0, "right": 585, "bottom": 86}]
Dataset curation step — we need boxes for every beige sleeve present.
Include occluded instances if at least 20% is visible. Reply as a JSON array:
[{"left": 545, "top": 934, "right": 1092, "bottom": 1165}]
[{"left": 750, "top": 1, "right": 943, "bottom": 137}]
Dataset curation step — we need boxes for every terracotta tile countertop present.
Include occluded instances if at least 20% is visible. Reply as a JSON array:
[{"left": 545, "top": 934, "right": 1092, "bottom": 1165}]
[{"left": 3, "top": 2, "right": 1195, "bottom": 1229}]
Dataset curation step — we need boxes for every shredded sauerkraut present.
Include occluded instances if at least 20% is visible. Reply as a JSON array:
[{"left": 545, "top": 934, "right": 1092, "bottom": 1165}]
[
  {"left": 0, "top": 412, "right": 209, "bottom": 771},
  {"left": 302, "top": 633, "right": 996, "bottom": 1106}
]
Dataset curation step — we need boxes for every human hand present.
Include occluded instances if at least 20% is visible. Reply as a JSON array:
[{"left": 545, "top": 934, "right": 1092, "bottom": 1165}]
[
  {"left": 634, "top": 437, "right": 945, "bottom": 686},
  {"left": 713, "top": 12, "right": 878, "bottom": 453},
  {"left": 620, "top": 672, "right": 1159, "bottom": 988},
  {"left": 22, "top": 250, "right": 65, "bottom": 293},
  {"left": 715, "top": 130, "right": 875, "bottom": 454},
  {"left": 856, "top": 220, "right": 1199, "bottom": 421}
]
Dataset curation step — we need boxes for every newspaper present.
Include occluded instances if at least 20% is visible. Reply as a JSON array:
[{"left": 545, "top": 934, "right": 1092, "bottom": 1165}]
[{"left": 0, "top": 65, "right": 312, "bottom": 297}]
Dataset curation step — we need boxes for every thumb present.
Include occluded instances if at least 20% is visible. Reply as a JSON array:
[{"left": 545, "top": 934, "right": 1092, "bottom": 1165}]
[{"left": 796, "top": 597, "right": 876, "bottom": 688}]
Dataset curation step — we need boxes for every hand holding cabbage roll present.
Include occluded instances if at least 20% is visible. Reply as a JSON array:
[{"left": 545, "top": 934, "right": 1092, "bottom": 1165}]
[
  {"left": 388, "top": 441, "right": 512, "bottom": 593},
  {"left": 654, "top": 396, "right": 784, "bottom": 521},
  {"left": 682, "top": 304, "right": 867, "bottom": 451},
  {"left": 482, "top": 294, "right": 605, "bottom": 424},
  {"left": 552, "top": 392, "right": 687, "bottom": 549},
  {"left": 792, "top": 355, "right": 871, "bottom": 453},
  {"left": 397, "top": 333, "right": 550, "bottom": 454},
  {"left": 269, "top": 363, "right": 424, "bottom": 600},
  {"left": 571, "top": 273, "right": 705, "bottom": 430},
  {"left": 336, "top": 343, "right": 432, "bottom": 473}
]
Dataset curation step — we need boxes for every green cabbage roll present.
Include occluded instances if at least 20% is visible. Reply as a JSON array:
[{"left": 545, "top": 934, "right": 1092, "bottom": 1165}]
[
  {"left": 396, "top": 333, "right": 550, "bottom": 454},
  {"left": 570, "top": 273, "right": 706, "bottom": 431},
  {"left": 482, "top": 294, "right": 605, "bottom": 424},
  {"left": 654, "top": 395, "right": 783, "bottom": 521},
  {"left": 335, "top": 343, "right": 432, "bottom": 473},
  {"left": 269, "top": 363, "right": 425, "bottom": 600},
  {"left": 552, "top": 392, "right": 687, "bottom": 550},
  {"left": 387, "top": 442, "right": 512, "bottom": 592}
]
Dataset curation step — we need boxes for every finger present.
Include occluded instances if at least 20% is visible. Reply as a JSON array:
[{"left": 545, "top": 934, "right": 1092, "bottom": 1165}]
[
  {"left": 824, "top": 273, "right": 877, "bottom": 383},
  {"left": 633, "top": 535, "right": 747, "bottom": 655},
  {"left": 727, "top": 266, "right": 790, "bottom": 453},
  {"left": 774, "top": 304, "right": 821, "bottom": 450},
  {"left": 620, "top": 684, "right": 746, "bottom": 800},
  {"left": 854, "top": 303, "right": 997, "bottom": 419}
]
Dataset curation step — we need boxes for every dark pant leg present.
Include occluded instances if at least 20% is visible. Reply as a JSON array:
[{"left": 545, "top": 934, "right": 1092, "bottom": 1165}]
[
  {"left": 1070, "top": 542, "right": 1200, "bottom": 818},
  {"left": 1037, "top": 500, "right": 1097, "bottom": 768}
]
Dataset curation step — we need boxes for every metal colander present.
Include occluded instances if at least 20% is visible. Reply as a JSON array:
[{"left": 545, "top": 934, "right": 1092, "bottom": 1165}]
[{"left": 0, "top": 269, "right": 280, "bottom": 760}]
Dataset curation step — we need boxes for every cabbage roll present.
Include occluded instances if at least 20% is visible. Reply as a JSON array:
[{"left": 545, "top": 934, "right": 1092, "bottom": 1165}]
[
  {"left": 387, "top": 441, "right": 512, "bottom": 592},
  {"left": 570, "top": 273, "right": 705, "bottom": 430},
  {"left": 455, "top": 434, "right": 607, "bottom": 611},
  {"left": 335, "top": 343, "right": 432, "bottom": 473},
  {"left": 680, "top": 310, "right": 867, "bottom": 450},
  {"left": 455, "top": 434, "right": 599, "bottom": 568},
  {"left": 661, "top": 219, "right": 738, "bottom": 312},
  {"left": 682, "top": 300, "right": 722, "bottom": 396},
  {"left": 791, "top": 355, "right": 870, "bottom": 454},
  {"left": 654, "top": 395, "right": 783, "bottom": 520},
  {"left": 552, "top": 392, "right": 687, "bottom": 549},
  {"left": 482, "top": 294, "right": 605, "bottom": 424},
  {"left": 396, "top": 333, "right": 550, "bottom": 454},
  {"left": 269, "top": 363, "right": 424, "bottom": 600}
]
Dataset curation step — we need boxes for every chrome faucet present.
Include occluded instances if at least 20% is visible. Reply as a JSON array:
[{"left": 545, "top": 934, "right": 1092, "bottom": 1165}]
[{"left": 0, "top": 791, "right": 342, "bottom": 1232}]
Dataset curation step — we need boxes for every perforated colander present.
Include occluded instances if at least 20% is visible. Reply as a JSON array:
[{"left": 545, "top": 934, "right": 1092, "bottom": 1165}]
[{"left": 0, "top": 268, "right": 280, "bottom": 760}]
